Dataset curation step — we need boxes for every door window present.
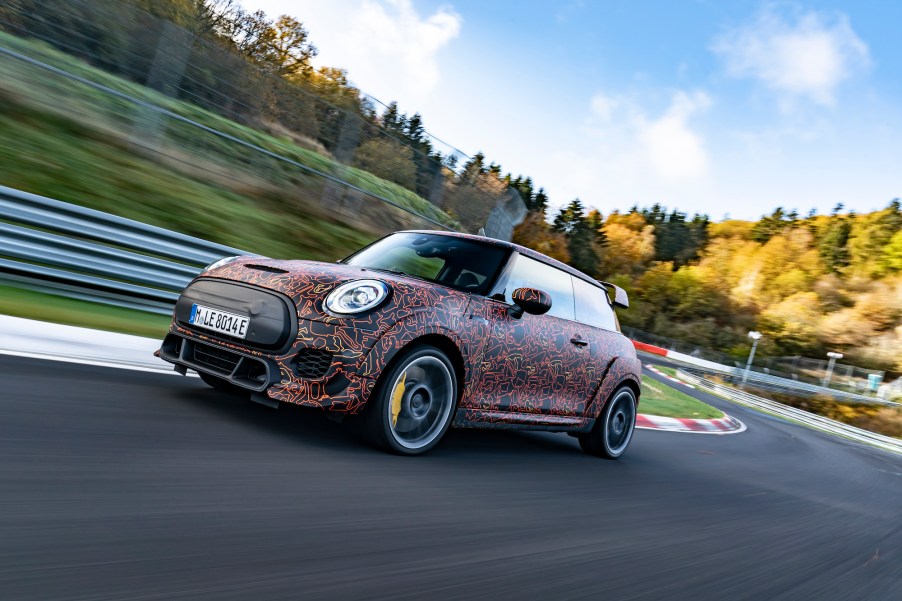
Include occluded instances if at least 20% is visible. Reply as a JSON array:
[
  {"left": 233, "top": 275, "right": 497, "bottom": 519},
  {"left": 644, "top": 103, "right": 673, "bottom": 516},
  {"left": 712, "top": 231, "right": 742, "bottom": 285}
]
[
  {"left": 573, "top": 277, "right": 618, "bottom": 331},
  {"left": 503, "top": 255, "right": 575, "bottom": 320}
]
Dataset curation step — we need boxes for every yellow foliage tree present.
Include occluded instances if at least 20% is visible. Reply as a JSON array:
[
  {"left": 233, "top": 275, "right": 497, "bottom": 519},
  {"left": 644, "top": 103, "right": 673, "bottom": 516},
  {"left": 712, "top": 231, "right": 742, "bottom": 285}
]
[
  {"left": 512, "top": 212, "right": 570, "bottom": 264},
  {"left": 601, "top": 222, "right": 655, "bottom": 277}
]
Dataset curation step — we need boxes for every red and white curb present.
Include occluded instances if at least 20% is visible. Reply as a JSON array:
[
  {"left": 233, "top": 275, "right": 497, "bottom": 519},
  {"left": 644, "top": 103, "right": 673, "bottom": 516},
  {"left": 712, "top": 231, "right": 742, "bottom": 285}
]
[
  {"left": 636, "top": 413, "right": 746, "bottom": 434},
  {"left": 645, "top": 364, "right": 694, "bottom": 388}
]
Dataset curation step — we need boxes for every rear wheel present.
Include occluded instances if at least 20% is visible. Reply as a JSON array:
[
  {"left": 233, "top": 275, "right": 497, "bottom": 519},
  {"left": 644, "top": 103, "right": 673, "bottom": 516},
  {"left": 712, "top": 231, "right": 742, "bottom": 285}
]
[
  {"left": 364, "top": 345, "right": 458, "bottom": 455},
  {"left": 199, "top": 371, "right": 245, "bottom": 395},
  {"left": 578, "top": 386, "right": 637, "bottom": 459}
]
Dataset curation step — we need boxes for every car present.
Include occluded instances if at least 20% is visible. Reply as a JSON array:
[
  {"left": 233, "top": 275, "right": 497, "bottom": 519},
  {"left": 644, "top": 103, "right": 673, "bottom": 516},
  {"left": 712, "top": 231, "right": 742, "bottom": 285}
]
[{"left": 157, "top": 230, "right": 642, "bottom": 457}]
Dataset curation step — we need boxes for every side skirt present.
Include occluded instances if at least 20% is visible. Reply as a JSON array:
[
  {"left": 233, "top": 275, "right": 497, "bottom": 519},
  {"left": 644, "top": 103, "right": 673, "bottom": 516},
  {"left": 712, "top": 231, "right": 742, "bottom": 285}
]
[{"left": 452, "top": 409, "right": 595, "bottom": 433}]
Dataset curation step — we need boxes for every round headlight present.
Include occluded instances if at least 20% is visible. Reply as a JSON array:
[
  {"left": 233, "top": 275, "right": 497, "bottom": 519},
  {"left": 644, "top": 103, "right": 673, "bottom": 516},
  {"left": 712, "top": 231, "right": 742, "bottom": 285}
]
[
  {"left": 325, "top": 280, "right": 389, "bottom": 314},
  {"left": 204, "top": 255, "right": 243, "bottom": 271}
]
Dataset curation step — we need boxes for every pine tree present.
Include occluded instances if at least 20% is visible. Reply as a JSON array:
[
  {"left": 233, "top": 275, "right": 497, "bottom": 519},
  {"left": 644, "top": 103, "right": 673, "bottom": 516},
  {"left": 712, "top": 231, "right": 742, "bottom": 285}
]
[{"left": 553, "top": 199, "right": 599, "bottom": 276}]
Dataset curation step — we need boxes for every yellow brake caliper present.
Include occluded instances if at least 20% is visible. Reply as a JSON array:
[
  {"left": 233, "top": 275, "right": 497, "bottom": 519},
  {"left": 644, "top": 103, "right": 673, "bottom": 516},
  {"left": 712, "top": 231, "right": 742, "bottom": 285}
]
[{"left": 391, "top": 372, "right": 406, "bottom": 427}]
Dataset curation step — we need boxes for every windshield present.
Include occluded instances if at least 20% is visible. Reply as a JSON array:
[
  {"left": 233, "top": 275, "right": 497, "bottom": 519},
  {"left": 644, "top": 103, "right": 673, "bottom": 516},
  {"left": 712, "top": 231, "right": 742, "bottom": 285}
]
[{"left": 344, "top": 233, "right": 509, "bottom": 295}]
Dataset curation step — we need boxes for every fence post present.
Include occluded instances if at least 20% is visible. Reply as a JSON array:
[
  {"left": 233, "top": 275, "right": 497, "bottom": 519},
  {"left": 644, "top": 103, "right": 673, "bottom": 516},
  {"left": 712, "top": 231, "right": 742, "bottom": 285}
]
[{"left": 130, "top": 22, "right": 194, "bottom": 152}]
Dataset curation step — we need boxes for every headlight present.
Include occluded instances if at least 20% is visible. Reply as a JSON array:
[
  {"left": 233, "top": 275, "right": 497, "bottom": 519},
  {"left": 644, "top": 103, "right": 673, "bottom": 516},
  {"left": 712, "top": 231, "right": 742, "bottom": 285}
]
[
  {"left": 325, "top": 280, "right": 389, "bottom": 314},
  {"left": 204, "top": 255, "right": 243, "bottom": 271}
]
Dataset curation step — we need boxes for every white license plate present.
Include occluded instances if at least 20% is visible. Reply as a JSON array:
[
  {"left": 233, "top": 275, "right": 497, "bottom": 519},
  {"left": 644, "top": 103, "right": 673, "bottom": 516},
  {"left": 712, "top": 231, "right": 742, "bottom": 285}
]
[{"left": 189, "top": 304, "right": 249, "bottom": 339}]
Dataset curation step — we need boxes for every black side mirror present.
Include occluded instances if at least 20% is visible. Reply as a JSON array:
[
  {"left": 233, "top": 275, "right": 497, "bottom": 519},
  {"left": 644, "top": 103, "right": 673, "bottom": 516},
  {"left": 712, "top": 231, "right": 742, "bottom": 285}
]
[{"left": 509, "top": 287, "right": 552, "bottom": 318}]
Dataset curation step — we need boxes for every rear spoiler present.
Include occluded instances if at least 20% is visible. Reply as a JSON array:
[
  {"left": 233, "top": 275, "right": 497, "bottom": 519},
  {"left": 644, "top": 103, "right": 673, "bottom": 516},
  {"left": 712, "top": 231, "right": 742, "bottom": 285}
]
[{"left": 598, "top": 281, "right": 629, "bottom": 309}]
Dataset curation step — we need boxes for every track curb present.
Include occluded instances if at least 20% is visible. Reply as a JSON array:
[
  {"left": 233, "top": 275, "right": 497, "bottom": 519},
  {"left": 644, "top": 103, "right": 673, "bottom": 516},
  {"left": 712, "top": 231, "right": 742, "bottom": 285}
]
[{"left": 636, "top": 413, "right": 746, "bottom": 434}]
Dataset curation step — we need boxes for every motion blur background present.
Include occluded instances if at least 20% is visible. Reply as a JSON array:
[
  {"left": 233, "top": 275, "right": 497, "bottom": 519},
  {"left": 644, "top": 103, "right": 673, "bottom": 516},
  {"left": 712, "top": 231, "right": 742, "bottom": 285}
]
[{"left": 0, "top": 0, "right": 900, "bottom": 424}]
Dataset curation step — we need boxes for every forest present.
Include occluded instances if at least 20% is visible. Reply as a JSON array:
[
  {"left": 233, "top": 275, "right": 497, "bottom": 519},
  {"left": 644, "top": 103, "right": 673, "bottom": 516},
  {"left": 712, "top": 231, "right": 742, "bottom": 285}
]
[
  {"left": 512, "top": 201, "right": 902, "bottom": 375},
  {"left": 1, "top": 0, "right": 900, "bottom": 375}
]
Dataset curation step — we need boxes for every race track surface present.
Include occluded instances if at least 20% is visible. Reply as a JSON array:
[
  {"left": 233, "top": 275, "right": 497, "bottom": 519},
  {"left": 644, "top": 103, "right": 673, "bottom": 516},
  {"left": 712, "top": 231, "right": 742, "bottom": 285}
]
[{"left": 1, "top": 355, "right": 900, "bottom": 600}]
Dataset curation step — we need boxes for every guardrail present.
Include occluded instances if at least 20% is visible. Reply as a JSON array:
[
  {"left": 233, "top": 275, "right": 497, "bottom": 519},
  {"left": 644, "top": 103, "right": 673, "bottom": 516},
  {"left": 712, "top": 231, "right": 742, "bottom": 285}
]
[
  {"left": 634, "top": 341, "right": 892, "bottom": 406},
  {"left": 676, "top": 369, "right": 902, "bottom": 455},
  {"left": 0, "top": 185, "right": 245, "bottom": 314}
]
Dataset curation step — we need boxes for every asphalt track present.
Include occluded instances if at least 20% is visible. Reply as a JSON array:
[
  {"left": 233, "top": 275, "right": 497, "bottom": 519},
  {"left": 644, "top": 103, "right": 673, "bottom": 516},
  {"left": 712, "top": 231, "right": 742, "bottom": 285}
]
[{"left": 1, "top": 354, "right": 900, "bottom": 600}]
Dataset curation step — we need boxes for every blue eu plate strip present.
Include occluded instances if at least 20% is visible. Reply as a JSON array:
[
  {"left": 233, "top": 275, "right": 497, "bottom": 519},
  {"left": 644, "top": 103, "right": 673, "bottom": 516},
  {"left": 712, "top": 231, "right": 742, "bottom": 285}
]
[{"left": 189, "top": 304, "right": 198, "bottom": 324}]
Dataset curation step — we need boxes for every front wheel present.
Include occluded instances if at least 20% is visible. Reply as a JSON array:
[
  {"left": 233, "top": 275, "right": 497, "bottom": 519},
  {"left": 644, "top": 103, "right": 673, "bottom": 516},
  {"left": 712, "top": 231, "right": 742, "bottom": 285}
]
[
  {"left": 578, "top": 386, "right": 637, "bottom": 459},
  {"left": 364, "top": 345, "right": 458, "bottom": 455}
]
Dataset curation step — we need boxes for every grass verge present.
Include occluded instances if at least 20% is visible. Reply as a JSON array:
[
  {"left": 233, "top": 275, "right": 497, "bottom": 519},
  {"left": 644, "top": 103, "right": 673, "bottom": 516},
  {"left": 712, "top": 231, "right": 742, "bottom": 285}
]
[
  {"left": 654, "top": 365, "right": 678, "bottom": 378},
  {"left": 0, "top": 285, "right": 170, "bottom": 339},
  {"left": 640, "top": 374, "right": 724, "bottom": 419}
]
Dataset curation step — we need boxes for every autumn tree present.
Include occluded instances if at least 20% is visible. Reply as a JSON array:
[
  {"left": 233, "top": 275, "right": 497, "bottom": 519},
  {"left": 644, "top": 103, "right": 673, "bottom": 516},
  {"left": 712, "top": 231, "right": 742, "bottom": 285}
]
[{"left": 512, "top": 211, "right": 570, "bottom": 264}]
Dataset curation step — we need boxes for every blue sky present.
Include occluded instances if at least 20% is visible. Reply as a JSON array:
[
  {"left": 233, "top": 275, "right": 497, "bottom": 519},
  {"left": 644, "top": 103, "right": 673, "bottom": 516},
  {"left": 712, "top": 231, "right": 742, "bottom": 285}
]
[{"left": 246, "top": 0, "right": 901, "bottom": 220}]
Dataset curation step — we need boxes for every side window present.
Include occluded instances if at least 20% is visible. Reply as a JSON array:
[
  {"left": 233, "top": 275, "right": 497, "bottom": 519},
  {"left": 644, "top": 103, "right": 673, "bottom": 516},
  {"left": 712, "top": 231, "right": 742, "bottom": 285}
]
[
  {"left": 504, "top": 255, "right": 575, "bottom": 320},
  {"left": 573, "top": 277, "right": 618, "bottom": 332}
]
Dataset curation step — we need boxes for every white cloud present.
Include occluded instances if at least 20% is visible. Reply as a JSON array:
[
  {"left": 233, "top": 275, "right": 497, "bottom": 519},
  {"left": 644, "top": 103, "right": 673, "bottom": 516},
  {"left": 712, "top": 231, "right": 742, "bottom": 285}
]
[
  {"left": 637, "top": 91, "right": 712, "bottom": 181},
  {"left": 590, "top": 93, "right": 618, "bottom": 122},
  {"left": 587, "top": 90, "right": 712, "bottom": 183},
  {"left": 713, "top": 6, "right": 869, "bottom": 106},
  {"left": 245, "top": 0, "right": 462, "bottom": 106},
  {"left": 329, "top": 0, "right": 461, "bottom": 103}
]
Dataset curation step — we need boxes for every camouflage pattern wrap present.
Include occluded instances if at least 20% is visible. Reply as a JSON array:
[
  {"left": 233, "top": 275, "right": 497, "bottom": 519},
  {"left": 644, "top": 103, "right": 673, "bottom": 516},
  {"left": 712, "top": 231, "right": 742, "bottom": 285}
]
[{"left": 162, "top": 243, "right": 641, "bottom": 429}]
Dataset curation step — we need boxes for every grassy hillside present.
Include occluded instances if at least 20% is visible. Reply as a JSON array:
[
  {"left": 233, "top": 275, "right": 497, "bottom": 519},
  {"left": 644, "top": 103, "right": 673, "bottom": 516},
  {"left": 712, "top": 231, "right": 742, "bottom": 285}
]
[{"left": 0, "top": 31, "right": 456, "bottom": 262}]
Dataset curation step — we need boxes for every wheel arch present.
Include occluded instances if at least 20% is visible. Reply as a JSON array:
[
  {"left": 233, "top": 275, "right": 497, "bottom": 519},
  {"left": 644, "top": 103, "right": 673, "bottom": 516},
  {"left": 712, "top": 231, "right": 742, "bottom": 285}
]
[
  {"left": 585, "top": 360, "right": 642, "bottom": 419},
  {"left": 359, "top": 319, "right": 470, "bottom": 398}
]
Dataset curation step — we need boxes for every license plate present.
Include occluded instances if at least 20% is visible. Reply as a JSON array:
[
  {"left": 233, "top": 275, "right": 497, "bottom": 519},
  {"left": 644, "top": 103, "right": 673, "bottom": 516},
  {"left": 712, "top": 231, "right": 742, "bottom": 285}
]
[{"left": 189, "top": 304, "right": 249, "bottom": 339}]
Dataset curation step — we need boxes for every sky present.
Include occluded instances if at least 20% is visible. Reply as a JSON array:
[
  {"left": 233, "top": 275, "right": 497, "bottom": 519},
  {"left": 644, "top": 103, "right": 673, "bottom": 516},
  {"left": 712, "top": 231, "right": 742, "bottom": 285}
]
[{"left": 244, "top": 0, "right": 902, "bottom": 221}]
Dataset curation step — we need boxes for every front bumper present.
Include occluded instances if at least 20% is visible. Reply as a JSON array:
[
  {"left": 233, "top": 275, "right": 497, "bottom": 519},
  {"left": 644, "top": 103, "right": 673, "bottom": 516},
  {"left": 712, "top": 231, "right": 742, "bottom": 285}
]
[{"left": 160, "top": 274, "right": 386, "bottom": 414}]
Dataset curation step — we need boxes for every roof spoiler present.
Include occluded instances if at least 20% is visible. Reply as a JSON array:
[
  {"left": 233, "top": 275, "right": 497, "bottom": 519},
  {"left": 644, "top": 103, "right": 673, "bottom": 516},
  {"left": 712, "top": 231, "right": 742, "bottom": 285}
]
[{"left": 598, "top": 281, "right": 629, "bottom": 309}]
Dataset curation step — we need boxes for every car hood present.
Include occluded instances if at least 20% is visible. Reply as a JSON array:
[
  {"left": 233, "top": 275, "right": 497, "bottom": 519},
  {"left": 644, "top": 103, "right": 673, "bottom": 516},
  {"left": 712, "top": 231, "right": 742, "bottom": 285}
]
[{"left": 201, "top": 257, "right": 471, "bottom": 326}]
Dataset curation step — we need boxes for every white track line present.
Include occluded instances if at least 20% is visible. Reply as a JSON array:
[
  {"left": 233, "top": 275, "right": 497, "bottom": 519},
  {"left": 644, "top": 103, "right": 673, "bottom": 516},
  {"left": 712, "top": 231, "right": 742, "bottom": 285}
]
[{"left": 0, "top": 315, "right": 192, "bottom": 376}]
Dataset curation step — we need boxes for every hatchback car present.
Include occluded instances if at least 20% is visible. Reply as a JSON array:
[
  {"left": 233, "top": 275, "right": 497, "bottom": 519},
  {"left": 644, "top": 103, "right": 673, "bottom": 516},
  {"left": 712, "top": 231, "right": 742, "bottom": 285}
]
[{"left": 157, "top": 231, "right": 642, "bottom": 457}]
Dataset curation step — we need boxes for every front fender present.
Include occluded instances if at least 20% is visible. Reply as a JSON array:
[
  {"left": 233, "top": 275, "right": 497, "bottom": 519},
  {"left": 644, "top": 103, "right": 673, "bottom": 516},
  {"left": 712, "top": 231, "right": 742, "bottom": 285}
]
[{"left": 358, "top": 310, "right": 473, "bottom": 384}]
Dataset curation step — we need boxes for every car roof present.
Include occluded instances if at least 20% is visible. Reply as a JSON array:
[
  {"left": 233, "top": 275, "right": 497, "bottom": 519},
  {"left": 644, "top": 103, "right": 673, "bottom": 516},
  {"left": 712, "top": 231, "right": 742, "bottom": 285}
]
[{"left": 399, "top": 230, "right": 607, "bottom": 292}]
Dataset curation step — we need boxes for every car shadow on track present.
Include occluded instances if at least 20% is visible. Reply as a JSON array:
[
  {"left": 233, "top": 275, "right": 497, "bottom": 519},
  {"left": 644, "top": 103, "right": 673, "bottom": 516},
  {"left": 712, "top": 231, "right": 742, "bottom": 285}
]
[{"left": 170, "top": 385, "right": 583, "bottom": 458}]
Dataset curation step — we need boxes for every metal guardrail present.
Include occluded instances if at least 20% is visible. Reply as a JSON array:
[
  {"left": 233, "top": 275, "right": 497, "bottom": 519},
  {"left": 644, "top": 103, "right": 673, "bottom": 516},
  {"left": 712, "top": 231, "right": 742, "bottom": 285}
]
[
  {"left": 726, "top": 366, "right": 893, "bottom": 406},
  {"left": 676, "top": 369, "right": 902, "bottom": 455},
  {"left": 638, "top": 346, "right": 893, "bottom": 406},
  {"left": 0, "top": 185, "right": 245, "bottom": 314}
]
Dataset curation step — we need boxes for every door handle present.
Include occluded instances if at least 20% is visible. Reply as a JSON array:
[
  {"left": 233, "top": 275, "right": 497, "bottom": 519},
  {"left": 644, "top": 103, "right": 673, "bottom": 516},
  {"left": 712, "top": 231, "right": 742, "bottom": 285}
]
[{"left": 570, "top": 336, "right": 589, "bottom": 347}]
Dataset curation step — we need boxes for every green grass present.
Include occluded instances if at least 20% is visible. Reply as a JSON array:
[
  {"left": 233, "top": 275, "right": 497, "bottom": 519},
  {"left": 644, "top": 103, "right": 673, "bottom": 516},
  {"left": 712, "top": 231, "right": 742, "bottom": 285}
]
[
  {"left": 640, "top": 374, "right": 724, "bottom": 419},
  {"left": 0, "top": 285, "right": 171, "bottom": 339},
  {"left": 0, "top": 31, "right": 457, "bottom": 263},
  {"left": 654, "top": 365, "right": 678, "bottom": 378}
]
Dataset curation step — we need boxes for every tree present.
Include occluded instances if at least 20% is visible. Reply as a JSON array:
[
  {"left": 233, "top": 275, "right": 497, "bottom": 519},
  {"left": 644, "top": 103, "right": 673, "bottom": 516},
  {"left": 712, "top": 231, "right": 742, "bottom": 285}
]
[
  {"left": 586, "top": 209, "right": 606, "bottom": 245},
  {"left": 818, "top": 215, "right": 852, "bottom": 273},
  {"left": 264, "top": 15, "right": 317, "bottom": 77},
  {"left": 882, "top": 230, "right": 902, "bottom": 273},
  {"left": 512, "top": 211, "right": 570, "bottom": 264},
  {"left": 751, "top": 207, "right": 794, "bottom": 243},
  {"left": 640, "top": 206, "right": 709, "bottom": 267},
  {"left": 460, "top": 152, "right": 486, "bottom": 182},
  {"left": 553, "top": 200, "right": 599, "bottom": 276},
  {"left": 352, "top": 138, "right": 417, "bottom": 190},
  {"left": 599, "top": 222, "right": 655, "bottom": 277},
  {"left": 533, "top": 187, "right": 548, "bottom": 212},
  {"left": 553, "top": 198, "right": 586, "bottom": 234}
]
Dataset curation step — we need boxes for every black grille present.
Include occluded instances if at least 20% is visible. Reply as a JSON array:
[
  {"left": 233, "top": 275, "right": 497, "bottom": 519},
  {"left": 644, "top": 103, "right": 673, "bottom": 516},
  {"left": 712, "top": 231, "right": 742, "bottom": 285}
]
[
  {"left": 293, "top": 348, "right": 333, "bottom": 378},
  {"left": 194, "top": 343, "right": 241, "bottom": 374}
]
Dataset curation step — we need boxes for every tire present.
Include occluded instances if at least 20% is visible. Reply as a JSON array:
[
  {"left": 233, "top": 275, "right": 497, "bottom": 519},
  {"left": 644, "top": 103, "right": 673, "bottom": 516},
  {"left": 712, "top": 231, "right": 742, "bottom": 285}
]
[
  {"left": 199, "top": 371, "right": 246, "bottom": 395},
  {"left": 578, "top": 386, "right": 637, "bottom": 459},
  {"left": 364, "top": 344, "right": 458, "bottom": 456}
]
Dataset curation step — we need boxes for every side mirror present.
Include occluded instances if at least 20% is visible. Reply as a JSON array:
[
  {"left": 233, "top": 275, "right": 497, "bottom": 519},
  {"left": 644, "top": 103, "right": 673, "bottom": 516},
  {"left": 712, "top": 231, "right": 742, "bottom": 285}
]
[{"left": 509, "top": 287, "right": 552, "bottom": 318}]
